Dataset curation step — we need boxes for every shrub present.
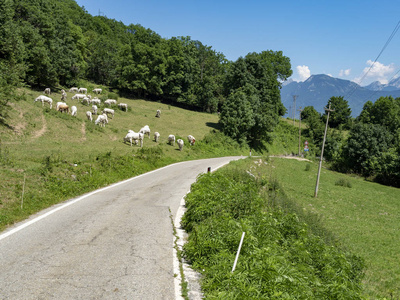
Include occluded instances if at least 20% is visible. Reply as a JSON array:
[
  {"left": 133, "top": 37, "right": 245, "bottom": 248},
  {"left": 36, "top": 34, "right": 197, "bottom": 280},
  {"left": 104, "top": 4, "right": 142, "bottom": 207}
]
[{"left": 335, "top": 178, "right": 352, "bottom": 188}]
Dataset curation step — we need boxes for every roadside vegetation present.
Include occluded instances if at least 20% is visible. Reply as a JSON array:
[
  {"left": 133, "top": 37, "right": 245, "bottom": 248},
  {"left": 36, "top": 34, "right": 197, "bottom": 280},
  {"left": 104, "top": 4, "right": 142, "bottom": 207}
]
[{"left": 182, "top": 158, "right": 365, "bottom": 299}]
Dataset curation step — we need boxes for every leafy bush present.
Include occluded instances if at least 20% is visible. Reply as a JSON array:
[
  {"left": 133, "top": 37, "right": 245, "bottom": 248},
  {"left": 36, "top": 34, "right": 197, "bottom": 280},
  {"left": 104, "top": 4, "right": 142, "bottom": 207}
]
[{"left": 335, "top": 178, "right": 352, "bottom": 188}]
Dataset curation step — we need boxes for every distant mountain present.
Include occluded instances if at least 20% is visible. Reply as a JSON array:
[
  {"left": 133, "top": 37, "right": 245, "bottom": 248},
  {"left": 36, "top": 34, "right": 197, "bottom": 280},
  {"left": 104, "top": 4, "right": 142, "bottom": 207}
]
[
  {"left": 365, "top": 77, "right": 400, "bottom": 91},
  {"left": 281, "top": 74, "right": 400, "bottom": 117}
]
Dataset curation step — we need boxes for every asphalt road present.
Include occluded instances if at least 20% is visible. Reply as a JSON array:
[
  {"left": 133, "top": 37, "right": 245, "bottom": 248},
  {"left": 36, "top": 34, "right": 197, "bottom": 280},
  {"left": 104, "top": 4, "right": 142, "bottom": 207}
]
[{"left": 0, "top": 156, "right": 244, "bottom": 300}]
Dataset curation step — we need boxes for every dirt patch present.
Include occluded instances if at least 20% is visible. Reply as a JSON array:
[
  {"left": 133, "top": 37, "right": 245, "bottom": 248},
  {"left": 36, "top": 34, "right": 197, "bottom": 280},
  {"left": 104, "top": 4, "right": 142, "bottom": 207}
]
[
  {"left": 7, "top": 103, "right": 26, "bottom": 135},
  {"left": 80, "top": 122, "right": 86, "bottom": 141},
  {"left": 270, "top": 155, "right": 312, "bottom": 162},
  {"left": 31, "top": 115, "right": 47, "bottom": 139}
]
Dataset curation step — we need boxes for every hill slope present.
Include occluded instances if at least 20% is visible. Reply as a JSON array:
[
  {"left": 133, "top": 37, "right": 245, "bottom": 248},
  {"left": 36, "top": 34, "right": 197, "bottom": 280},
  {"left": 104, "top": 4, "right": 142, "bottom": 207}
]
[{"left": 0, "top": 87, "right": 248, "bottom": 231}]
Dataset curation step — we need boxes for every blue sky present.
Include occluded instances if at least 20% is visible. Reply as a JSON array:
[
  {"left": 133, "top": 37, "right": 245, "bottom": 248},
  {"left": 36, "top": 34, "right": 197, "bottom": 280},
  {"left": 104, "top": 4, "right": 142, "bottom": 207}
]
[{"left": 75, "top": 0, "right": 400, "bottom": 86}]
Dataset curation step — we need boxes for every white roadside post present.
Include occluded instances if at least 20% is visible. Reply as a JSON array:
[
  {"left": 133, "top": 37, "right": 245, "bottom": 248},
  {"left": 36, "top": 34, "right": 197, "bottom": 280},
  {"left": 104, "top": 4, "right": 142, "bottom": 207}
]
[{"left": 231, "top": 232, "right": 246, "bottom": 273}]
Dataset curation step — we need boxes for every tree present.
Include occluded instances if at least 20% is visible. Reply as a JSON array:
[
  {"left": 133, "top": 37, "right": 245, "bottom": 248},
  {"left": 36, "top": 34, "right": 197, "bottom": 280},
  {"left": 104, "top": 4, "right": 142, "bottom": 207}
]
[
  {"left": 301, "top": 106, "right": 324, "bottom": 148},
  {"left": 341, "top": 123, "right": 394, "bottom": 177},
  {"left": 357, "top": 96, "right": 400, "bottom": 134},
  {"left": 220, "top": 51, "right": 292, "bottom": 147},
  {"left": 219, "top": 88, "right": 256, "bottom": 144},
  {"left": 323, "top": 96, "right": 352, "bottom": 128}
]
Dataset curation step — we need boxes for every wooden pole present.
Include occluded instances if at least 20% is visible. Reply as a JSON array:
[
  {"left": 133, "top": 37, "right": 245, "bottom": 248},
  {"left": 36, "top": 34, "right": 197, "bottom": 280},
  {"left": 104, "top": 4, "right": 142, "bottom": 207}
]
[
  {"left": 314, "top": 104, "right": 334, "bottom": 198},
  {"left": 298, "top": 107, "right": 303, "bottom": 156},
  {"left": 21, "top": 174, "right": 26, "bottom": 209}
]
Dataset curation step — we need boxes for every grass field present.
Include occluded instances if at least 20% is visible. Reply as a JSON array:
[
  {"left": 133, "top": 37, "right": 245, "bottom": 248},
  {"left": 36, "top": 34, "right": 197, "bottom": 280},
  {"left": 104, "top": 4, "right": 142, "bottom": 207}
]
[{"left": 261, "top": 157, "right": 400, "bottom": 299}]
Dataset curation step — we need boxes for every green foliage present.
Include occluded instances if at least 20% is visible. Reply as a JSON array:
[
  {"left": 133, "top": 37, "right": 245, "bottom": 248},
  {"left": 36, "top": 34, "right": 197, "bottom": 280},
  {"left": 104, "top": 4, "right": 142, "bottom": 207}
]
[
  {"left": 182, "top": 162, "right": 365, "bottom": 299},
  {"left": 323, "top": 96, "right": 352, "bottom": 129},
  {"left": 338, "top": 123, "right": 396, "bottom": 180},
  {"left": 220, "top": 51, "right": 292, "bottom": 147},
  {"left": 335, "top": 178, "right": 352, "bottom": 188},
  {"left": 357, "top": 96, "right": 400, "bottom": 134}
]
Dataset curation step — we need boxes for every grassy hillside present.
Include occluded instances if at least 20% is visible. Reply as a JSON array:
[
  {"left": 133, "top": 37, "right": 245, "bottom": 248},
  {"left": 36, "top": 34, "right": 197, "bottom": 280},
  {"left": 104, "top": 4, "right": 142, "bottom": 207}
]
[
  {"left": 264, "top": 157, "right": 400, "bottom": 299},
  {"left": 0, "top": 87, "right": 249, "bottom": 231}
]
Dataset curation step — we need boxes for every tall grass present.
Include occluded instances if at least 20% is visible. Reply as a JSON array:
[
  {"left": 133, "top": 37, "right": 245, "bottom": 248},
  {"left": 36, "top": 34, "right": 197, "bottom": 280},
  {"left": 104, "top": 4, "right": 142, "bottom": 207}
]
[{"left": 182, "top": 158, "right": 365, "bottom": 299}]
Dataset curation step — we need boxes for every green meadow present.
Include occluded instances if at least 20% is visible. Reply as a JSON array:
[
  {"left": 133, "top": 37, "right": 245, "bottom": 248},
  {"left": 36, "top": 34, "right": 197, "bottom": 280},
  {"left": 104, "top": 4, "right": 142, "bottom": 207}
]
[{"left": 263, "top": 157, "right": 400, "bottom": 299}]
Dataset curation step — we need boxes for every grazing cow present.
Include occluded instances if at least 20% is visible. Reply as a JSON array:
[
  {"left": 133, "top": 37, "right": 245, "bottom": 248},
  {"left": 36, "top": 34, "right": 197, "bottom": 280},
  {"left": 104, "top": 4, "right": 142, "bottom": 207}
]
[
  {"left": 187, "top": 135, "right": 196, "bottom": 145},
  {"left": 118, "top": 103, "right": 128, "bottom": 111},
  {"left": 58, "top": 104, "right": 69, "bottom": 113},
  {"left": 177, "top": 139, "right": 184, "bottom": 151},
  {"left": 168, "top": 134, "right": 175, "bottom": 146},
  {"left": 139, "top": 125, "right": 151, "bottom": 138},
  {"left": 78, "top": 87, "right": 87, "bottom": 94},
  {"left": 154, "top": 132, "right": 160, "bottom": 142},
  {"left": 86, "top": 111, "right": 93, "bottom": 121},
  {"left": 102, "top": 108, "right": 114, "bottom": 119},
  {"left": 35, "top": 95, "right": 53, "bottom": 109},
  {"left": 124, "top": 130, "right": 144, "bottom": 147},
  {"left": 71, "top": 105, "right": 77, "bottom": 116}
]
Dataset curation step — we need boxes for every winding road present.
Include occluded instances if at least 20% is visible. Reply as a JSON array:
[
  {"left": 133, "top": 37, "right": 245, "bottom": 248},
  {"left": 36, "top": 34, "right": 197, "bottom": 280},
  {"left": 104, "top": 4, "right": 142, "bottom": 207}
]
[{"left": 0, "top": 156, "right": 244, "bottom": 299}]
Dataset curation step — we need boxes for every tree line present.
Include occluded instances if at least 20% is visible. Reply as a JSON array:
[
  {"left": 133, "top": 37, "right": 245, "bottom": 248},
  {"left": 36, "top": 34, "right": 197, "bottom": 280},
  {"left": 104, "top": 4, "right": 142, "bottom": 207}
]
[
  {"left": 301, "top": 96, "right": 400, "bottom": 187},
  {"left": 0, "top": 0, "right": 291, "bottom": 128}
]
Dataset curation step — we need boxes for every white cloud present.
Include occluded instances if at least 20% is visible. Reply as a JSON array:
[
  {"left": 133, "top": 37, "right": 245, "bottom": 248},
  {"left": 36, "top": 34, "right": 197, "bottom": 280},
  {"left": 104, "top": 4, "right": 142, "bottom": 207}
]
[
  {"left": 354, "top": 60, "right": 395, "bottom": 84},
  {"left": 296, "top": 65, "right": 311, "bottom": 81},
  {"left": 339, "top": 69, "right": 351, "bottom": 77}
]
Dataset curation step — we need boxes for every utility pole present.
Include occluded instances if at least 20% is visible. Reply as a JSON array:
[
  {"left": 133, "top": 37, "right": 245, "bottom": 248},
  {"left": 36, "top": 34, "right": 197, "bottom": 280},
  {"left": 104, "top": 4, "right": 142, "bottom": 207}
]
[
  {"left": 298, "top": 107, "right": 303, "bottom": 156},
  {"left": 314, "top": 104, "right": 334, "bottom": 198},
  {"left": 292, "top": 95, "right": 298, "bottom": 126}
]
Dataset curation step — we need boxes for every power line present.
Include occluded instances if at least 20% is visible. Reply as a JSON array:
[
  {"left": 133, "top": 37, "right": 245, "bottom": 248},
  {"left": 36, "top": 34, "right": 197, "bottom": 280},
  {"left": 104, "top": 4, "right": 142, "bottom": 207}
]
[{"left": 345, "top": 19, "right": 400, "bottom": 100}]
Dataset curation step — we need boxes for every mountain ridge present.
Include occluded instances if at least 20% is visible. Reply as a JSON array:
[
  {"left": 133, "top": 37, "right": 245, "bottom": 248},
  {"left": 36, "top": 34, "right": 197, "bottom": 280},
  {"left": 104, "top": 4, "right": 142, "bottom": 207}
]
[{"left": 281, "top": 74, "right": 400, "bottom": 117}]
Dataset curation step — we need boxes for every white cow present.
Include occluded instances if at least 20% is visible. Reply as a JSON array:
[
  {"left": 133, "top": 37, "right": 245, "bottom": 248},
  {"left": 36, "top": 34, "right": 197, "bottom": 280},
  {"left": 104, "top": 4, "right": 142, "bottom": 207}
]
[
  {"left": 72, "top": 93, "right": 86, "bottom": 101},
  {"left": 102, "top": 108, "right": 114, "bottom": 119},
  {"left": 92, "top": 105, "right": 98, "bottom": 115},
  {"left": 86, "top": 111, "right": 93, "bottom": 121},
  {"left": 92, "top": 88, "right": 102, "bottom": 94},
  {"left": 118, "top": 103, "right": 128, "bottom": 111},
  {"left": 61, "top": 90, "right": 67, "bottom": 101},
  {"left": 71, "top": 105, "right": 77, "bottom": 116},
  {"left": 124, "top": 130, "right": 144, "bottom": 147},
  {"left": 104, "top": 99, "right": 117, "bottom": 106},
  {"left": 139, "top": 125, "right": 151, "bottom": 138},
  {"left": 81, "top": 96, "right": 91, "bottom": 105},
  {"left": 78, "top": 87, "right": 87, "bottom": 94},
  {"left": 187, "top": 135, "right": 196, "bottom": 145},
  {"left": 91, "top": 98, "right": 101, "bottom": 106},
  {"left": 154, "top": 132, "right": 160, "bottom": 142},
  {"left": 95, "top": 113, "right": 108, "bottom": 127},
  {"left": 168, "top": 134, "right": 175, "bottom": 146},
  {"left": 35, "top": 95, "right": 53, "bottom": 109},
  {"left": 177, "top": 139, "right": 184, "bottom": 151}
]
